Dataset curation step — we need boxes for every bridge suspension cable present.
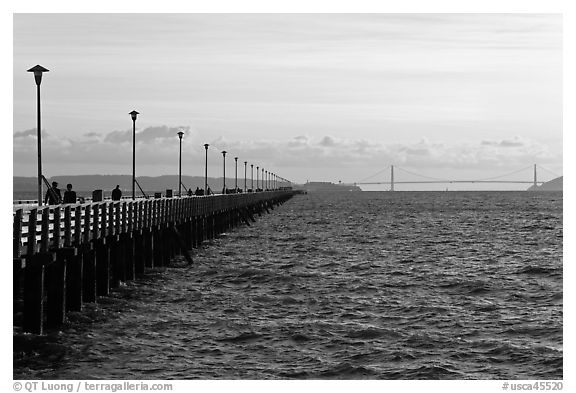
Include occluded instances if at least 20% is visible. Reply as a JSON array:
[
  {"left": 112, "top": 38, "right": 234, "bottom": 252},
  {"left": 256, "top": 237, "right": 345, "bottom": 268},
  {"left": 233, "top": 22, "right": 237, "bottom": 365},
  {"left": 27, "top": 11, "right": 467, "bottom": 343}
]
[
  {"left": 356, "top": 165, "right": 391, "bottom": 183},
  {"left": 471, "top": 165, "right": 533, "bottom": 182},
  {"left": 536, "top": 165, "right": 562, "bottom": 179},
  {"left": 394, "top": 166, "right": 449, "bottom": 182}
]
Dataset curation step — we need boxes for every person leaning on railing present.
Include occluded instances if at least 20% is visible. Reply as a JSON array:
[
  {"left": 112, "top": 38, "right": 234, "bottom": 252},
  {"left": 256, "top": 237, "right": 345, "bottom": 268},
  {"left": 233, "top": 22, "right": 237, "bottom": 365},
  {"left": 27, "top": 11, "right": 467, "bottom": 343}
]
[
  {"left": 45, "top": 181, "right": 62, "bottom": 205},
  {"left": 112, "top": 185, "right": 122, "bottom": 201},
  {"left": 63, "top": 183, "right": 77, "bottom": 204}
]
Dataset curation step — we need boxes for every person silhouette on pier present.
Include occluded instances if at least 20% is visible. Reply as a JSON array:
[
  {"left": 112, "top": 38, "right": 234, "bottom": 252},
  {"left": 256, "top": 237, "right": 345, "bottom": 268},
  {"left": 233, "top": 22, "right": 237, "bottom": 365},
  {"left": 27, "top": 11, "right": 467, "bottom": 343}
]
[
  {"left": 44, "top": 181, "right": 62, "bottom": 205},
  {"left": 111, "top": 185, "right": 122, "bottom": 201},
  {"left": 63, "top": 183, "right": 77, "bottom": 204}
]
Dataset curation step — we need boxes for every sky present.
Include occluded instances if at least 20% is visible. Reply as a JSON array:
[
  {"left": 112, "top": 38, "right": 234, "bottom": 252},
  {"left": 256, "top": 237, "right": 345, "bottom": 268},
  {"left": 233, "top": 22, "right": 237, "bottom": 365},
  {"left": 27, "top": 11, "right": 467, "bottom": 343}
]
[{"left": 12, "top": 13, "right": 563, "bottom": 189}]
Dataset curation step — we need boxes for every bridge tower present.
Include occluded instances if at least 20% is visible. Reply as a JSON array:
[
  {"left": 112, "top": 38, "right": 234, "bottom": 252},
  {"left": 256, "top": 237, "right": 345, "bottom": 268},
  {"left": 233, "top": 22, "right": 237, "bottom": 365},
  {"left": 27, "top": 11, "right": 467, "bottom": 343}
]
[
  {"left": 533, "top": 164, "right": 537, "bottom": 189},
  {"left": 390, "top": 165, "right": 395, "bottom": 192}
]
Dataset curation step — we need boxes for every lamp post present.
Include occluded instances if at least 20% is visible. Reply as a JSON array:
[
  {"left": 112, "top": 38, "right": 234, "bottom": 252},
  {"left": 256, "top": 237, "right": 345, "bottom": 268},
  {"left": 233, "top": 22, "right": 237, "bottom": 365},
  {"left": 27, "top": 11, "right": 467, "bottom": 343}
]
[
  {"left": 204, "top": 144, "right": 209, "bottom": 195},
  {"left": 129, "top": 110, "right": 140, "bottom": 199},
  {"left": 251, "top": 164, "right": 254, "bottom": 192},
  {"left": 234, "top": 157, "right": 238, "bottom": 192},
  {"left": 244, "top": 161, "right": 247, "bottom": 192},
  {"left": 262, "top": 168, "right": 265, "bottom": 191},
  {"left": 27, "top": 65, "right": 49, "bottom": 206},
  {"left": 222, "top": 151, "right": 227, "bottom": 194},
  {"left": 177, "top": 131, "right": 184, "bottom": 197}
]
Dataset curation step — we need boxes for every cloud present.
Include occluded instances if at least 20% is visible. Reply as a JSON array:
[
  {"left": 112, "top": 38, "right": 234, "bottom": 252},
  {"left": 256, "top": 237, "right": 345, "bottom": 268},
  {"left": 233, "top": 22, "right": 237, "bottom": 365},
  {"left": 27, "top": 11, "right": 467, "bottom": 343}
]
[
  {"left": 14, "top": 128, "right": 41, "bottom": 138},
  {"left": 104, "top": 126, "right": 191, "bottom": 144},
  {"left": 319, "top": 136, "right": 336, "bottom": 147},
  {"left": 103, "top": 130, "right": 131, "bottom": 144},
  {"left": 287, "top": 135, "right": 310, "bottom": 148},
  {"left": 481, "top": 136, "right": 526, "bottom": 147},
  {"left": 13, "top": 126, "right": 559, "bottom": 179},
  {"left": 138, "top": 126, "right": 191, "bottom": 143}
]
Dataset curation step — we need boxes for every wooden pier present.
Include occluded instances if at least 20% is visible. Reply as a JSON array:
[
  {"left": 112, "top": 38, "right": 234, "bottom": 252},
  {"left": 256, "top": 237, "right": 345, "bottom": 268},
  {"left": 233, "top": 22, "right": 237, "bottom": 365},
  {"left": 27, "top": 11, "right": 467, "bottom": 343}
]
[{"left": 13, "top": 190, "right": 296, "bottom": 334}]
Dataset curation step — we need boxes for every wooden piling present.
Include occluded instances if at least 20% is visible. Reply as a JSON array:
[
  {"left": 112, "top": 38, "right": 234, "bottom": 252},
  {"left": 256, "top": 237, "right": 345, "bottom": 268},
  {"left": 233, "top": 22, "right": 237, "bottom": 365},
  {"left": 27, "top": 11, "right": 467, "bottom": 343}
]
[
  {"left": 143, "top": 202, "right": 153, "bottom": 269},
  {"left": 46, "top": 255, "right": 66, "bottom": 328},
  {"left": 111, "top": 202, "right": 124, "bottom": 287},
  {"left": 23, "top": 254, "right": 49, "bottom": 334},
  {"left": 82, "top": 245, "right": 97, "bottom": 303},
  {"left": 134, "top": 230, "right": 145, "bottom": 275},
  {"left": 62, "top": 247, "right": 82, "bottom": 312},
  {"left": 95, "top": 204, "right": 110, "bottom": 297},
  {"left": 13, "top": 209, "right": 23, "bottom": 298}
]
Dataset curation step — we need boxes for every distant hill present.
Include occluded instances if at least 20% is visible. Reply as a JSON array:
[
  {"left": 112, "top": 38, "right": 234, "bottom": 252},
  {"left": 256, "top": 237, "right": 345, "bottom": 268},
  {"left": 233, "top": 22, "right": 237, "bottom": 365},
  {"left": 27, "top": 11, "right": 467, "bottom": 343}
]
[
  {"left": 13, "top": 176, "right": 37, "bottom": 190},
  {"left": 13, "top": 175, "right": 261, "bottom": 199},
  {"left": 527, "top": 176, "right": 563, "bottom": 191}
]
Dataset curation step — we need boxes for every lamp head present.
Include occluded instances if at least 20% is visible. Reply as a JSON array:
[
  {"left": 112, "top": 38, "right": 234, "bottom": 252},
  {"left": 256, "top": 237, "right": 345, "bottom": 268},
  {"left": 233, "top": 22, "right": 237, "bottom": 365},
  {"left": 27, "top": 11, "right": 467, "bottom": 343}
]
[
  {"left": 204, "top": 143, "right": 209, "bottom": 150},
  {"left": 234, "top": 157, "right": 238, "bottom": 161},
  {"left": 27, "top": 65, "right": 49, "bottom": 86},
  {"left": 177, "top": 131, "right": 184, "bottom": 139},
  {"left": 222, "top": 150, "right": 227, "bottom": 156},
  {"left": 129, "top": 110, "right": 139, "bottom": 121}
]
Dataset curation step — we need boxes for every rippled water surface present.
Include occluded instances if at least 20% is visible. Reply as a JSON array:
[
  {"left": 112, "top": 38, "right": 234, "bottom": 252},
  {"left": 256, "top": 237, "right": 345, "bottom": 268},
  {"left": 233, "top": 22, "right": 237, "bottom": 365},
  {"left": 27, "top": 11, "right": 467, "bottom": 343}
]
[{"left": 14, "top": 191, "right": 563, "bottom": 379}]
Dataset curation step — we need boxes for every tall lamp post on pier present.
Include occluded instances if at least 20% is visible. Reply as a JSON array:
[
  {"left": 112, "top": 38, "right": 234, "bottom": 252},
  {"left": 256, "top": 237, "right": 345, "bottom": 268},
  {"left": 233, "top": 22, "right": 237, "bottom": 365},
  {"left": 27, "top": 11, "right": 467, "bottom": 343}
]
[
  {"left": 262, "top": 168, "right": 265, "bottom": 191},
  {"left": 204, "top": 144, "right": 209, "bottom": 195},
  {"left": 129, "top": 110, "right": 140, "bottom": 200},
  {"left": 256, "top": 166, "right": 259, "bottom": 191},
  {"left": 244, "top": 161, "right": 247, "bottom": 192},
  {"left": 222, "top": 151, "right": 227, "bottom": 194},
  {"left": 251, "top": 164, "right": 254, "bottom": 192},
  {"left": 177, "top": 131, "right": 184, "bottom": 197},
  {"left": 234, "top": 157, "right": 238, "bottom": 192},
  {"left": 27, "top": 65, "right": 49, "bottom": 206}
]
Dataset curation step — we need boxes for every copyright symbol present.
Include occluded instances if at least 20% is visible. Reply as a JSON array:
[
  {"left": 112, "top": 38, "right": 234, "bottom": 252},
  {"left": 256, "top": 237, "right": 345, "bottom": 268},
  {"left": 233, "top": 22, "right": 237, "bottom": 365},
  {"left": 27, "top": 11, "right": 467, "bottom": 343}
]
[{"left": 13, "top": 382, "right": 22, "bottom": 391}]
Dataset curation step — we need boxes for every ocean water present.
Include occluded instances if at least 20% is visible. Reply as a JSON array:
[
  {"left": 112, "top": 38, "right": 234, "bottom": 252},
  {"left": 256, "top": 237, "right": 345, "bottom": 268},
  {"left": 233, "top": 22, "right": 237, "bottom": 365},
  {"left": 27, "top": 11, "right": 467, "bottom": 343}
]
[{"left": 13, "top": 191, "right": 563, "bottom": 380}]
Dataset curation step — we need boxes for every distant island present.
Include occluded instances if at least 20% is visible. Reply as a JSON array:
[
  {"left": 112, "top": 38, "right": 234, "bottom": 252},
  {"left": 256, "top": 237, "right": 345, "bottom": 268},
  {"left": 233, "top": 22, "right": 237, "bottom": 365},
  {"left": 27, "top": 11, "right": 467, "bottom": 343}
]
[
  {"left": 294, "top": 181, "right": 362, "bottom": 192},
  {"left": 527, "top": 176, "right": 563, "bottom": 192}
]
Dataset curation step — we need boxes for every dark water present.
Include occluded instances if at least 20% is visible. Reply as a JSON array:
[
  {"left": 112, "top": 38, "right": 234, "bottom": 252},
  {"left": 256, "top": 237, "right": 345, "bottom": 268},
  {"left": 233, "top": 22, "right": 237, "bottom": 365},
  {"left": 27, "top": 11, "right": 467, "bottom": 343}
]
[{"left": 14, "top": 191, "right": 563, "bottom": 379}]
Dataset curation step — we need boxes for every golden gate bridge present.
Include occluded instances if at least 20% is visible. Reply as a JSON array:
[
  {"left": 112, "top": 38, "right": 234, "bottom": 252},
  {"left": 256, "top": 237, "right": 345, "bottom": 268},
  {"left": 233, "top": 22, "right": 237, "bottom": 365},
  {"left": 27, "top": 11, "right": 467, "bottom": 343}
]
[{"left": 350, "top": 164, "right": 561, "bottom": 191}]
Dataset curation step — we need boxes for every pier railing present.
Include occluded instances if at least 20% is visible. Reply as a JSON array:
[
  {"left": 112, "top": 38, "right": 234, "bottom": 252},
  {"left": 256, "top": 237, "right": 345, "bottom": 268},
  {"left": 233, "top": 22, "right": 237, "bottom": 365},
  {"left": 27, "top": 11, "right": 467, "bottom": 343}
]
[
  {"left": 13, "top": 190, "right": 296, "bottom": 334},
  {"left": 14, "top": 191, "right": 288, "bottom": 258}
]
